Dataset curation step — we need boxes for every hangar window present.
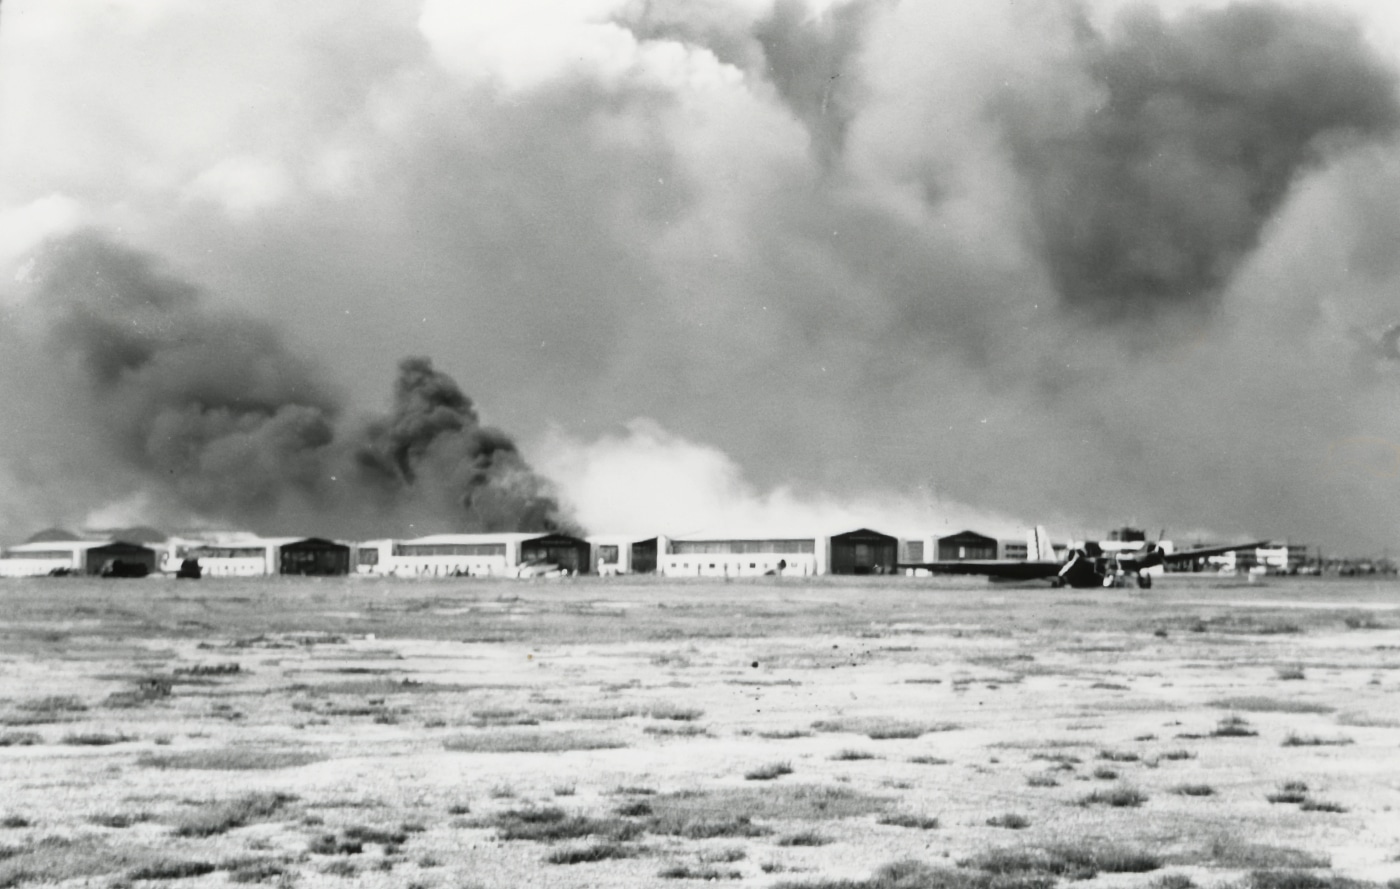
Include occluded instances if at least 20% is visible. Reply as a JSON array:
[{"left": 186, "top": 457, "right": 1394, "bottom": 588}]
[
  {"left": 597, "top": 545, "right": 619, "bottom": 563},
  {"left": 394, "top": 544, "right": 506, "bottom": 557},
  {"left": 190, "top": 547, "right": 265, "bottom": 560},
  {"left": 1, "top": 550, "right": 73, "bottom": 560},
  {"left": 358, "top": 549, "right": 379, "bottom": 566},
  {"left": 673, "top": 539, "right": 815, "bottom": 555},
  {"left": 906, "top": 541, "right": 924, "bottom": 562}
]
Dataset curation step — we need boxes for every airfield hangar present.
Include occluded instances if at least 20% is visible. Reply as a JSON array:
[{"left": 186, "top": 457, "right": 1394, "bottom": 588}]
[
  {"left": 828, "top": 528, "right": 899, "bottom": 575},
  {"left": 937, "top": 530, "right": 998, "bottom": 561},
  {"left": 182, "top": 537, "right": 351, "bottom": 577},
  {"left": 588, "top": 536, "right": 659, "bottom": 575},
  {"left": 354, "top": 533, "right": 592, "bottom": 577},
  {"left": 655, "top": 528, "right": 900, "bottom": 577},
  {"left": 0, "top": 540, "right": 158, "bottom": 577}
]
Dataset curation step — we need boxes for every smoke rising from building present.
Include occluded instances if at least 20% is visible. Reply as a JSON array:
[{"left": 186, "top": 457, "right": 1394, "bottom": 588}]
[
  {"left": 7, "top": 231, "right": 572, "bottom": 538},
  {"left": 2, "top": 0, "right": 1400, "bottom": 552}
]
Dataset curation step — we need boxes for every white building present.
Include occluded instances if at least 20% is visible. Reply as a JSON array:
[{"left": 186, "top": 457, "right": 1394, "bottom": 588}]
[
  {"left": 658, "top": 533, "right": 829, "bottom": 577},
  {"left": 182, "top": 537, "right": 299, "bottom": 577},
  {"left": 0, "top": 540, "right": 158, "bottom": 577},
  {"left": 357, "top": 533, "right": 592, "bottom": 577}
]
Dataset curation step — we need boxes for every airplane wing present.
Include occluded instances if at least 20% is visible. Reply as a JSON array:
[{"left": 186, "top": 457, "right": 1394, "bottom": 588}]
[
  {"left": 915, "top": 560, "right": 1065, "bottom": 580},
  {"left": 1161, "top": 541, "right": 1274, "bottom": 563}
]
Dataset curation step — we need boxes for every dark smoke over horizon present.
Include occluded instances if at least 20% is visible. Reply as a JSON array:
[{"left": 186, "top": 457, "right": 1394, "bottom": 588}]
[
  {"left": 2, "top": 0, "right": 1400, "bottom": 554},
  {"left": 999, "top": 3, "right": 1400, "bottom": 322},
  {"left": 9, "top": 231, "right": 575, "bottom": 540}
]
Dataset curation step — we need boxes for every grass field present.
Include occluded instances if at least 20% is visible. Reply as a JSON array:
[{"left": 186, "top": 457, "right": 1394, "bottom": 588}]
[{"left": 1, "top": 573, "right": 1398, "bottom": 888}]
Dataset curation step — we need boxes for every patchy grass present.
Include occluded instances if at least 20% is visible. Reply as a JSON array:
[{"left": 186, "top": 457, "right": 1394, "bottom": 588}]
[
  {"left": 962, "top": 844, "right": 1161, "bottom": 880},
  {"left": 985, "top": 814, "right": 1030, "bottom": 829},
  {"left": 830, "top": 749, "right": 878, "bottom": 761},
  {"left": 648, "top": 703, "right": 705, "bottom": 721},
  {"left": 758, "top": 728, "right": 812, "bottom": 739},
  {"left": 1092, "top": 767, "right": 1120, "bottom": 780},
  {"left": 224, "top": 857, "right": 289, "bottom": 883},
  {"left": 744, "top": 761, "right": 794, "bottom": 781},
  {"left": 172, "top": 791, "right": 297, "bottom": 837},
  {"left": 1274, "top": 665, "right": 1307, "bottom": 681},
  {"left": 545, "top": 842, "right": 638, "bottom": 865},
  {"left": 138, "top": 748, "right": 326, "bottom": 770},
  {"left": 907, "top": 755, "right": 950, "bottom": 765},
  {"left": 0, "top": 836, "right": 141, "bottom": 886},
  {"left": 1098, "top": 749, "right": 1140, "bottom": 762},
  {"left": 0, "top": 732, "right": 41, "bottom": 747},
  {"left": 649, "top": 785, "right": 886, "bottom": 826},
  {"left": 88, "top": 811, "right": 154, "bottom": 828},
  {"left": 443, "top": 731, "right": 625, "bottom": 753},
  {"left": 660, "top": 863, "right": 745, "bottom": 880},
  {"left": 773, "top": 859, "right": 1056, "bottom": 889},
  {"left": 1298, "top": 799, "right": 1347, "bottom": 813},
  {"left": 1077, "top": 786, "right": 1148, "bottom": 808},
  {"left": 650, "top": 813, "right": 770, "bottom": 840},
  {"left": 469, "top": 708, "right": 540, "bottom": 727},
  {"left": 1335, "top": 711, "right": 1400, "bottom": 728},
  {"left": 1211, "top": 715, "right": 1259, "bottom": 738},
  {"left": 1171, "top": 784, "right": 1215, "bottom": 797},
  {"left": 1343, "top": 614, "right": 1386, "bottom": 630},
  {"left": 1281, "top": 734, "right": 1354, "bottom": 747},
  {"left": 1200, "top": 837, "right": 1329, "bottom": 868},
  {"left": 481, "top": 807, "right": 644, "bottom": 843},
  {"left": 609, "top": 785, "right": 658, "bottom": 796},
  {"left": 1267, "top": 781, "right": 1310, "bottom": 804},
  {"left": 1159, "top": 749, "right": 1196, "bottom": 761},
  {"left": 1026, "top": 774, "right": 1059, "bottom": 787},
  {"left": 570, "top": 705, "right": 641, "bottom": 721},
  {"left": 60, "top": 731, "right": 136, "bottom": 746},
  {"left": 777, "top": 830, "right": 832, "bottom": 846},
  {"left": 615, "top": 800, "right": 653, "bottom": 818},
  {"left": 307, "top": 833, "right": 364, "bottom": 855},
  {"left": 1208, "top": 697, "right": 1334, "bottom": 714},
  {"left": 16, "top": 695, "right": 86, "bottom": 714},
  {"left": 878, "top": 813, "right": 940, "bottom": 830},
  {"left": 812, "top": 717, "right": 957, "bottom": 739},
  {"left": 1248, "top": 872, "right": 1369, "bottom": 889},
  {"left": 127, "top": 858, "right": 218, "bottom": 880},
  {"left": 644, "top": 723, "right": 709, "bottom": 737}
]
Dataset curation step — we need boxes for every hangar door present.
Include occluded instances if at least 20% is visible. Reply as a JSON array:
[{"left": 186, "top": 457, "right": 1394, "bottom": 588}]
[{"left": 830, "top": 529, "right": 898, "bottom": 575}]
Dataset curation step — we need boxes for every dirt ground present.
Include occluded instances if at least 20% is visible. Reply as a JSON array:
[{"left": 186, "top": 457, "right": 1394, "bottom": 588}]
[{"left": 1, "top": 574, "right": 1398, "bottom": 888}]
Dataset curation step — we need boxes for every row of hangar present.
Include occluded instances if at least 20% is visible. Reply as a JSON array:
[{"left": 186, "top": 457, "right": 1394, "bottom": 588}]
[{"left": 0, "top": 529, "right": 1013, "bottom": 579}]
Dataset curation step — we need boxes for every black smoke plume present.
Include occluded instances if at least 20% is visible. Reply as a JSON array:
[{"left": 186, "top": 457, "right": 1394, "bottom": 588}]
[
  {"left": 1002, "top": 2, "right": 1400, "bottom": 321},
  {"left": 21, "top": 230, "right": 574, "bottom": 539}
]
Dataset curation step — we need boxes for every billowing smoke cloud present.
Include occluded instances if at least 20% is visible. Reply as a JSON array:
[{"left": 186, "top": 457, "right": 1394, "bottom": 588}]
[
  {"left": 1002, "top": 3, "right": 1399, "bottom": 319},
  {"left": 3, "top": 0, "right": 1400, "bottom": 555},
  {"left": 752, "top": 0, "right": 884, "bottom": 162},
  {"left": 10, "top": 231, "right": 572, "bottom": 539},
  {"left": 535, "top": 418, "right": 1027, "bottom": 538}
]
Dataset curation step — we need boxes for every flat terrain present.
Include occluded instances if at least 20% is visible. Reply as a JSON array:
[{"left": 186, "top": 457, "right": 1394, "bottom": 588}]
[{"left": 2, "top": 574, "right": 1399, "bottom": 888}]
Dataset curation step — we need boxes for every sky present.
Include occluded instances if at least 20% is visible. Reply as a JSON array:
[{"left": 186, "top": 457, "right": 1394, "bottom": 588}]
[{"left": 1, "top": 0, "right": 1399, "bottom": 553}]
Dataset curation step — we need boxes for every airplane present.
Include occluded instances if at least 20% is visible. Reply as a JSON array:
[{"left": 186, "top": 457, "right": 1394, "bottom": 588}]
[{"left": 913, "top": 526, "right": 1274, "bottom": 589}]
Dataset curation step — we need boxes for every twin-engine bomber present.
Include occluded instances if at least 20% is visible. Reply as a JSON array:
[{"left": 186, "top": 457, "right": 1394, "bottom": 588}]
[{"left": 911, "top": 527, "right": 1271, "bottom": 589}]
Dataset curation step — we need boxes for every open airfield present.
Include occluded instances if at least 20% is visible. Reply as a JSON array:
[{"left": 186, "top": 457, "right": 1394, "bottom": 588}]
[{"left": 1, "top": 576, "right": 1399, "bottom": 889}]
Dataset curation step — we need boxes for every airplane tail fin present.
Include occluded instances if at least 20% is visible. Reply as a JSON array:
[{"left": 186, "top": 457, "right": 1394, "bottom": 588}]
[{"left": 1028, "top": 525, "right": 1055, "bottom": 561}]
